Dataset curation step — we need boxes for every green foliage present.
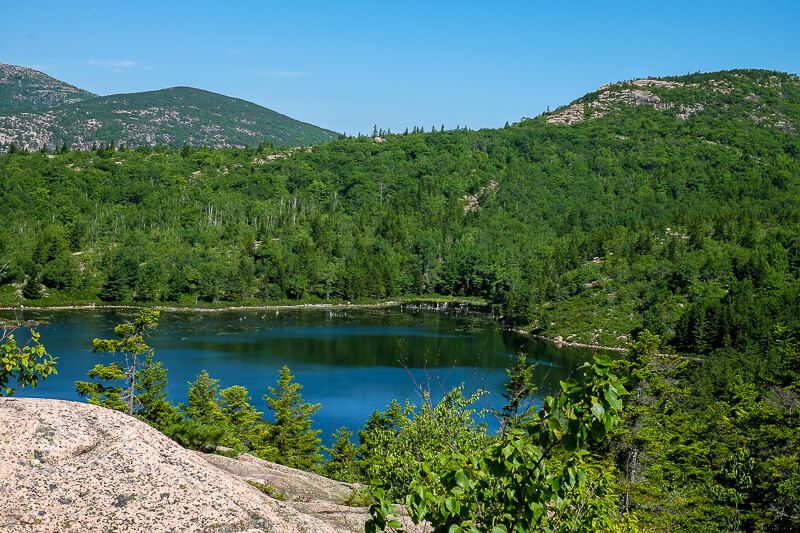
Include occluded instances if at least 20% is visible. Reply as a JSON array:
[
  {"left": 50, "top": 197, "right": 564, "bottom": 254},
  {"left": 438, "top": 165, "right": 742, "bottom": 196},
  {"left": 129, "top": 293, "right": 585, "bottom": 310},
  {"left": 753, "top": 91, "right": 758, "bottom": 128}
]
[
  {"left": 135, "top": 352, "right": 180, "bottom": 431},
  {"left": 257, "top": 365, "right": 322, "bottom": 470},
  {"left": 74, "top": 362, "right": 128, "bottom": 411},
  {"left": 359, "top": 386, "right": 488, "bottom": 500},
  {"left": 498, "top": 353, "right": 536, "bottom": 433},
  {"left": 322, "top": 427, "right": 359, "bottom": 482},
  {"left": 610, "top": 329, "right": 800, "bottom": 531},
  {"left": 366, "top": 355, "right": 630, "bottom": 532},
  {"left": 21, "top": 265, "right": 44, "bottom": 300},
  {"left": 219, "top": 384, "right": 263, "bottom": 448},
  {"left": 166, "top": 419, "right": 228, "bottom": 453},
  {"left": 75, "top": 308, "right": 160, "bottom": 414},
  {"left": 0, "top": 327, "right": 57, "bottom": 396},
  {"left": 184, "top": 370, "right": 226, "bottom": 424}
]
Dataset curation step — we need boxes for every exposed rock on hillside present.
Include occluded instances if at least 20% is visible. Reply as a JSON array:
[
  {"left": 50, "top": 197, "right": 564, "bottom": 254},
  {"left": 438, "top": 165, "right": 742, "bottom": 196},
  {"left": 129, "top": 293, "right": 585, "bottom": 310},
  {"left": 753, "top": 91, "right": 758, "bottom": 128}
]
[
  {"left": 0, "top": 398, "right": 375, "bottom": 532},
  {"left": 0, "top": 63, "right": 96, "bottom": 114},
  {"left": 0, "top": 64, "right": 339, "bottom": 151},
  {"left": 546, "top": 71, "right": 799, "bottom": 130}
]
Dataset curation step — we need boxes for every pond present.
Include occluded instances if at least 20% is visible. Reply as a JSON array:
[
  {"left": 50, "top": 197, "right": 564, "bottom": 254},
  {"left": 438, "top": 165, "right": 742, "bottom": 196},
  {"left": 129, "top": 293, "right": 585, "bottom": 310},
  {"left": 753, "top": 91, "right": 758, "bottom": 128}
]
[{"left": 5, "top": 305, "right": 598, "bottom": 444}]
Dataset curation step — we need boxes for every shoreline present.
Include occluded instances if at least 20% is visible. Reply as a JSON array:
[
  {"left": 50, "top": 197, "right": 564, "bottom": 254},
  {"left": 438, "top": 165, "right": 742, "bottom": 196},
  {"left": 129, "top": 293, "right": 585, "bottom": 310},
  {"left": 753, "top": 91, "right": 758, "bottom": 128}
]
[
  {"left": 0, "top": 297, "right": 487, "bottom": 314},
  {"left": 1, "top": 298, "right": 630, "bottom": 353},
  {"left": 512, "top": 329, "right": 627, "bottom": 353}
]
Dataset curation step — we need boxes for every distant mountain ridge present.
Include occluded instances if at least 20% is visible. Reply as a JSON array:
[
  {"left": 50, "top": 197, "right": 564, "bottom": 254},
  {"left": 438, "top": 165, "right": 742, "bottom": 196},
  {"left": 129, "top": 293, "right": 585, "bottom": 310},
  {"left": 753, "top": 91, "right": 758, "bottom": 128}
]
[
  {"left": 0, "top": 63, "right": 339, "bottom": 150},
  {"left": 0, "top": 63, "right": 97, "bottom": 114}
]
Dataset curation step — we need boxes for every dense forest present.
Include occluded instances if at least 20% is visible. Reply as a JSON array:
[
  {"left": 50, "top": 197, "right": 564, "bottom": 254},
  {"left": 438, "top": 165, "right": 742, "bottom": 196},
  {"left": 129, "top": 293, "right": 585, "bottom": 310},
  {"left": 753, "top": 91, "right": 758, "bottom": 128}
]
[{"left": 1, "top": 68, "right": 799, "bottom": 530}]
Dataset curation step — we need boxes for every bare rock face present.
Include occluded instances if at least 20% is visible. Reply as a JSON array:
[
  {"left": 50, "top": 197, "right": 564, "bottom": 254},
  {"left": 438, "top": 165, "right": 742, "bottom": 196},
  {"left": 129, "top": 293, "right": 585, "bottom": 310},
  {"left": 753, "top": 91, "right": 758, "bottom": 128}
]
[
  {"left": 547, "top": 78, "right": 702, "bottom": 125},
  {"left": 0, "top": 398, "right": 364, "bottom": 532}
]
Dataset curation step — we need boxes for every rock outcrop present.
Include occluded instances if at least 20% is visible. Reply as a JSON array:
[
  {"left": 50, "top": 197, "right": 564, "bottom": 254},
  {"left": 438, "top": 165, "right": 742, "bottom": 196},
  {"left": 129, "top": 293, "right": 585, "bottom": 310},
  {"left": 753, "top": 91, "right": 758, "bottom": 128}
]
[
  {"left": 0, "top": 398, "right": 373, "bottom": 532},
  {"left": 545, "top": 72, "right": 799, "bottom": 130}
]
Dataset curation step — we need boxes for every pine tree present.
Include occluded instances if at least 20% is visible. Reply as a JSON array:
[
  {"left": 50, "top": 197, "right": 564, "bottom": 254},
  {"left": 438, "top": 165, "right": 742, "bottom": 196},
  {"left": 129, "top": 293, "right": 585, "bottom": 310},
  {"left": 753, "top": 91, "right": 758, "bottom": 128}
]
[
  {"left": 323, "top": 427, "right": 359, "bottom": 482},
  {"left": 21, "top": 265, "right": 44, "bottom": 300},
  {"left": 136, "top": 352, "right": 179, "bottom": 430},
  {"left": 498, "top": 353, "right": 536, "bottom": 434},
  {"left": 260, "top": 365, "right": 321, "bottom": 469},
  {"left": 185, "top": 370, "right": 225, "bottom": 424},
  {"left": 75, "top": 309, "right": 160, "bottom": 415},
  {"left": 75, "top": 363, "right": 128, "bottom": 411},
  {"left": 220, "top": 384, "right": 263, "bottom": 447},
  {"left": 98, "top": 264, "right": 129, "bottom": 302}
]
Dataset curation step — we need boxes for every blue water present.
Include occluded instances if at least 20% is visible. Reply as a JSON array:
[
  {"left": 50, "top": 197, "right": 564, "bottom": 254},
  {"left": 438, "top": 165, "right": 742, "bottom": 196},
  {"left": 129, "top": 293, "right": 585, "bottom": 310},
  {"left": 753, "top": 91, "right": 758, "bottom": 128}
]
[{"left": 5, "top": 306, "right": 596, "bottom": 444}]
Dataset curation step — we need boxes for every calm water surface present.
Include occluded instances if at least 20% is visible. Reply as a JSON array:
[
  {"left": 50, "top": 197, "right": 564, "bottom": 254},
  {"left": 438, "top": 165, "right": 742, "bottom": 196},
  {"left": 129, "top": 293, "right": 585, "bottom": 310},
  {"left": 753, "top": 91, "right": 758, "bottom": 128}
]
[{"left": 6, "top": 306, "right": 597, "bottom": 443}]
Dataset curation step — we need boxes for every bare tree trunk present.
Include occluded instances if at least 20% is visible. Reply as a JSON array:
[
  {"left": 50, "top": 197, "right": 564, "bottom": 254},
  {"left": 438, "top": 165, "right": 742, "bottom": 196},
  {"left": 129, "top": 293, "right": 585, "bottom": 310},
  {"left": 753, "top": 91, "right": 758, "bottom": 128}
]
[{"left": 127, "top": 353, "right": 137, "bottom": 415}]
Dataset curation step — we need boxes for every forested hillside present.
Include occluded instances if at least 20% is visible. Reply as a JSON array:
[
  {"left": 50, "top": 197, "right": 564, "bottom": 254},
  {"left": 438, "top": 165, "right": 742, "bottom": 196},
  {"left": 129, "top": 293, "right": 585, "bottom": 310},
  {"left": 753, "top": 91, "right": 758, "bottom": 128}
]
[
  {"left": 2, "top": 68, "right": 797, "bottom": 350},
  {"left": 1, "top": 68, "right": 799, "bottom": 531}
]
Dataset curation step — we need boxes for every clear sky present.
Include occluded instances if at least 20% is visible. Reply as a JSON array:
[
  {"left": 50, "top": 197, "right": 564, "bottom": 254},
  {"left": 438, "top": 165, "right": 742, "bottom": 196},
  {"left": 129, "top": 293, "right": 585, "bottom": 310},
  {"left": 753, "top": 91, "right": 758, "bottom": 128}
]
[{"left": 2, "top": 1, "right": 799, "bottom": 135}]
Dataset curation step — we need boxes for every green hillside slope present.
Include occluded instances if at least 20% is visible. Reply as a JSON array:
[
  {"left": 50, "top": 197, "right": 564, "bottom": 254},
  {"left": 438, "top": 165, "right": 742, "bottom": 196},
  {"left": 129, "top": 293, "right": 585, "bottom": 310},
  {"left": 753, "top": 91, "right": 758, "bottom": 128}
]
[
  {"left": 0, "top": 63, "right": 97, "bottom": 114},
  {"left": 0, "top": 64, "right": 339, "bottom": 149},
  {"left": 1, "top": 69, "right": 797, "bottom": 346}
]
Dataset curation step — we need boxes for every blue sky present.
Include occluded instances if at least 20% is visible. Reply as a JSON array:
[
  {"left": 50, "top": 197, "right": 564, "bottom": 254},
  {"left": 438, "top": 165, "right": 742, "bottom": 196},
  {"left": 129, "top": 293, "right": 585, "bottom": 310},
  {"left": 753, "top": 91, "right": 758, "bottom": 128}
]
[{"left": 2, "top": 1, "right": 799, "bottom": 135}]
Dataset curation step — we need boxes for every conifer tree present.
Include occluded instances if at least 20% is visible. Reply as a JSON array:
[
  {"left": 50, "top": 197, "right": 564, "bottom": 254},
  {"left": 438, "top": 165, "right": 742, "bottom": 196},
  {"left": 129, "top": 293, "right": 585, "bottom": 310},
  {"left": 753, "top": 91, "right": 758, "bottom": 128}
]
[
  {"left": 21, "top": 265, "right": 44, "bottom": 300},
  {"left": 260, "top": 365, "right": 321, "bottom": 469},
  {"left": 185, "top": 370, "right": 225, "bottom": 424},
  {"left": 75, "top": 308, "right": 160, "bottom": 415},
  {"left": 323, "top": 426, "right": 359, "bottom": 482},
  {"left": 136, "top": 352, "right": 179, "bottom": 430},
  {"left": 98, "top": 263, "right": 130, "bottom": 302},
  {"left": 220, "top": 384, "right": 263, "bottom": 447},
  {"left": 498, "top": 353, "right": 536, "bottom": 434}
]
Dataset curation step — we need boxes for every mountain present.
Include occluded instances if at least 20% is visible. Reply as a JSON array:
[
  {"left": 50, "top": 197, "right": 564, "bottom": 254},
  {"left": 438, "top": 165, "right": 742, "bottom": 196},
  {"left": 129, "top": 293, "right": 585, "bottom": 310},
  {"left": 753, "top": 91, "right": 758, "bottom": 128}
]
[
  {"left": 0, "top": 63, "right": 97, "bottom": 114},
  {"left": 0, "top": 63, "right": 339, "bottom": 150}
]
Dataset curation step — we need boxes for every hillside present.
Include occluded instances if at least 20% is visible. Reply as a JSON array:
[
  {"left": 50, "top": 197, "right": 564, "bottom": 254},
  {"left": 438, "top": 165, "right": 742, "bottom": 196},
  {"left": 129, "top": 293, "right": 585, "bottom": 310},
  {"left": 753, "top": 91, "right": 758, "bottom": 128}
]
[
  {"left": 0, "top": 64, "right": 339, "bottom": 150},
  {"left": 0, "top": 63, "right": 96, "bottom": 114},
  {"left": 0, "top": 397, "right": 380, "bottom": 532},
  {"left": 0, "top": 68, "right": 797, "bottom": 350}
]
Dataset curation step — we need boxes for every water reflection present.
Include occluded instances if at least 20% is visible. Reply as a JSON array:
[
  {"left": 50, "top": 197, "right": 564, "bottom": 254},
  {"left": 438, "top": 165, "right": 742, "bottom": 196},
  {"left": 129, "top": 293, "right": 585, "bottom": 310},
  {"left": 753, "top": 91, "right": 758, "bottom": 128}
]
[{"left": 5, "top": 307, "right": 597, "bottom": 443}]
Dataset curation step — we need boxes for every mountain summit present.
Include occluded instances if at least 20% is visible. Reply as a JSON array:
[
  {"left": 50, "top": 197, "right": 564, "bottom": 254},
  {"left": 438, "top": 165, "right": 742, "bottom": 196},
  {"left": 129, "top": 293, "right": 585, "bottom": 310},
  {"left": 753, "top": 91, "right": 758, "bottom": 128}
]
[
  {"left": 0, "top": 63, "right": 97, "bottom": 114},
  {"left": 0, "top": 63, "right": 339, "bottom": 150}
]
